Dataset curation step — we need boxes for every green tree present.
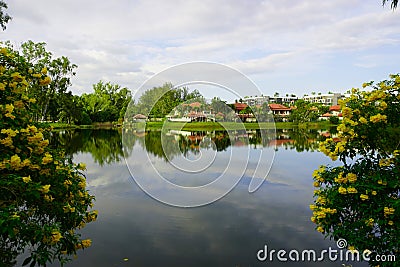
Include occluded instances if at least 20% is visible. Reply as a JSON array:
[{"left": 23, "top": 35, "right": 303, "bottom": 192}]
[
  {"left": 0, "top": 0, "right": 11, "bottom": 30},
  {"left": 383, "top": 0, "right": 398, "bottom": 9},
  {"left": 17, "top": 41, "right": 77, "bottom": 121},
  {"left": 311, "top": 75, "right": 400, "bottom": 266},
  {"left": 81, "top": 81, "right": 131, "bottom": 123},
  {"left": 0, "top": 44, "right": 96, "bottom": 266},
  {"left": 131, "top": 83, "right": 204, "bottom": 118},
  {"left": 328, "top": 115, "right": 339, "bottom": 125},
  {"left": 289, "top": 99, "right": 319, "bottom": 123}
]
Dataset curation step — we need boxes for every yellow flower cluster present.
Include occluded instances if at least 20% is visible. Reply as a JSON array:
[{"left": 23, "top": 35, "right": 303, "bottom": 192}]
[
  {"left": 0, "top": 135, "right": 13, "bottom": 147},
  {"left": 338, "top": 187, "right": 347, "bottom": 194},
  {"left": 369, "top": 114, "right": 387, "bottom": 123},
  {"left": 384, "top": 207, "right": 395, "bottom": 217},
  {"left": 39, "top": 184, "right": 51, "bottom": 194},
  {"left": 63, "top": 204, "right": 76, "bottom": 213},
  {"left": 377, "top": 180, "right": 387, "bottom": 186},
  {"left": 43, "top": 230, "right": 63, "bottom": 244},
  {"left": 318, "top": 139, "right": 338, "bottom": 161},
  {"left": 366, "top": 90, "right": 386, "bottom": 102},
  {"left": 78, "top": 163, "right": 86, "bottom": 170},
  {"left": 379, "top": 101, "right": 388, "bottom": 110},
  {"left": 78, "top": 177, "right": 86, "bottom": 189},
  {"left": 379, "top": 158, "right": 392, "bottom": 167},
  {"left": 312, "top": 166, "right": 326, "bottom": 182},
  {"left": 85, "top": 210, "right": 98, "bottom": 223},
  {"left": 358, "top": 117, "right": 368, "bottom": 124},
  {"left": 365, "top": 218, "right": 374, "bottom": 227},
  {"left": 334, "top": 172, "right": 347, "bottom": 184},
  {"left": 51, "top": 231, "right": 62, "bottom": 243},
  {"left": 347, "top": 187, "right": 358, "bottom": 194},
  {"left": 342, "top": 107, "right": 353, "bottom": 119},
  {"left": 75, "top": 239, "right": 92, "bottom": 249},
  {"left": 44, "top": 194, "right": 54, "bottom": 202},
  {"left": 342, "top": 118, "right": 358, "bottom": 127},
  {"left": 360, "top": 194, "right": 369, "bottom": 201},
  {"left": 347, "top": 173, "right": 357, "bottom": 183},
  {"left": 338, "top": 186, "right": 358, "bottom": 194},
  {"left": 22, "top": 176, "right": 31, "bottom": 183},
  {"left": 1, "top": 128, "right": 18, "bottom": 137},
  {"left": 10, "top": 154, "right": 22, "bottom": 170},
  {"left": 39, "top": 76, "right": 51, "bottom": 86},
  {"left": 82, "top": 239, "right": 92, "bottom": 248},
  {"left": 316, "top": 195, "right": 326, "bottom": 205},
  {"left": 64, "top": 179, "right": 73, "bottom": 187},
  {"left": 27, "top": 132, "right": 44, "bottom": 143},
  {"left": 42, "top": 152, "right": 53, "bottom": 165},
  {"left": 4, "top": 103, "right": 15, "bottom": 119}
]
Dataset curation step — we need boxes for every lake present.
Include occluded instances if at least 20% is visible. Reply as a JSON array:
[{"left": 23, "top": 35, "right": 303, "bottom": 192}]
[{"left": 48, "top": 127, "right": 367, "bottom": 267}]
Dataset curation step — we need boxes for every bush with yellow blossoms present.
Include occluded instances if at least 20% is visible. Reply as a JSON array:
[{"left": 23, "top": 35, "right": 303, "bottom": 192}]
[
  {"left": 0, "top": 45, "right": 96, "bottom": 266},
  {"left": 311, "top": 74, "right": 400, "bottom": 266}
]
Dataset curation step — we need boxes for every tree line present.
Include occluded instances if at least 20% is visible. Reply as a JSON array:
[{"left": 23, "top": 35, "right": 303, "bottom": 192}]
[{"left": 1, "top": 41, "right": 132, "bottom": 124}]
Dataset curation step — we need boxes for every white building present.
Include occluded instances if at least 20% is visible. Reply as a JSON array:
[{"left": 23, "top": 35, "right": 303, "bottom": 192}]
[
  {"left": 302, "top": 93, "right": 343, "bottom": 106},
  {"left": 243, "top": 95, "right": 298, "bottom": 106}
]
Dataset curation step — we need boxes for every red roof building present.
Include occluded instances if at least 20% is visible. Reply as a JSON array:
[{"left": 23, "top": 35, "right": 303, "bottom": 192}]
[
  {"left": 329, "top": 105, "right": 341, "bottom": 112},
  {"left": 233, "top": 102, "right": 248, "bottom": 112}
]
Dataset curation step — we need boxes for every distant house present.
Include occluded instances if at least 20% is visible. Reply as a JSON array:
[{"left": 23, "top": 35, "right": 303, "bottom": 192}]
[
  {"left": 269, "top": 104, "right": 291, "bottom": 121},
  {"left": 329, "top": 105, "right": 341, "bottom": 116},
  {"left": 232, "top": 103, "right": 256, "bottom": 122},
  {"left": 215, "top": 112, "right": 225, "bottom": 121},
  {"left": 233, "top": 102, "right": 248, "bottom": 113},
  {"left": 188, "top": 102, "right": 202, "bottom": 109},
  {"left": 319, "top": 105, "right": 342, "bottom": 121},
  {"left": 187, "top": 111, "right": 207, "bottom": 122},
  {"left": 133, "top": 114, "right": 147, "bottom": 122},
  {"left": 319, "top": 112, "right": 332, "bottom": 121}
]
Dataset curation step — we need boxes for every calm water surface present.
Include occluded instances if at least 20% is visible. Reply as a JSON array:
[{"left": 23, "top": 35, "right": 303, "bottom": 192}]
[{"left": 48, "top": 128, "right": 366, "bottom": 267}]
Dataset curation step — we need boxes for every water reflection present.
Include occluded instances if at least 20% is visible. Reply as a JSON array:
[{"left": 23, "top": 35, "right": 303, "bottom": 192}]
[
  {"left": 46, "top": 127, "right": 368, "bottom": 267},
  {"left": 49, "top": 129, "right": 126, "bottom": 165},
  {"left": 50, "top": 128, "right": 331, "bottom": 164}
]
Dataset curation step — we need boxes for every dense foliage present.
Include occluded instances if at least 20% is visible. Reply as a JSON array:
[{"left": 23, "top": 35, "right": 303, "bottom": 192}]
[
  {"left": 81, "top": 81, "right": 131, "bottom": 123},
  {"left": 128, "top": 83, "right": 204, "bottom": 118},
  {"left": 311, "top": 74, "right": 400, "bottom": 266},
  {"left": 0, "top": 44, "right": 97, "bottom": 266},
  {"left": 289, "top": 99, "right": 329, "bottom": 123}
]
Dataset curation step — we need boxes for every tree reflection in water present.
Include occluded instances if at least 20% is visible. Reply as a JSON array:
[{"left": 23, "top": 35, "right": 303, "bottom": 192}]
[{"left": 50, "top": 127, "right": 333, "bottom": 164}]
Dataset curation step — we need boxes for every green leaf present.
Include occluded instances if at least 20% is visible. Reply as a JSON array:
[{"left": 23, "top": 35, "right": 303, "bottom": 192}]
[{"left": 22, "top": 256, "right": 32, "bottom": 266}]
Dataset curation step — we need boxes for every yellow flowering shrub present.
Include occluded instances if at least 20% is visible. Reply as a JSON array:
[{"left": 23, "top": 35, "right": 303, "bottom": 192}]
[
  {"left": 311, "top": 75, "right": 400, "bottom": 267},
  {"left": 0, "top": 45, "right": 96, "bottom": 266}
]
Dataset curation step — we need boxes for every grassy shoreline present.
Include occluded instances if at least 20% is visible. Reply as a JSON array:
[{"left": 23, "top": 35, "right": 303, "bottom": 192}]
[{"left": 49, "top": 121, "right": 335, "bottom": 131}]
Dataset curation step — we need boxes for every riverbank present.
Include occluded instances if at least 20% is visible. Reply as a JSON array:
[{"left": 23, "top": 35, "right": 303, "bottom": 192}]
[{"left": 48, "top": 121, "right": 335, "bottom": 131}]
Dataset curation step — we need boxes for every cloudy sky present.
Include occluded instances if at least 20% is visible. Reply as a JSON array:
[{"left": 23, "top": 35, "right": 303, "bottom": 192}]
[{"left": 2, "top": 0, "right": 399, "bottom": 100}]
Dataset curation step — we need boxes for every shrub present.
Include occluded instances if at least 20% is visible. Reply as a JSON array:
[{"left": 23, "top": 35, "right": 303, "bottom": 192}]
[
  {"left": 311, "top": 74, "right": 400, "bottom": 266},
  {"left": 328, "top": 115, "right": 339, "bottom": 125},
  {"left": 0, "top": 45, "right": 96, "bottom": 266}
]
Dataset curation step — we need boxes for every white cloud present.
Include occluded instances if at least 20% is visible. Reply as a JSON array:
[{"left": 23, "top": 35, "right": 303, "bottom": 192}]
[{"left": 2, "top": 0, "right": 399, "bottom": 96}]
